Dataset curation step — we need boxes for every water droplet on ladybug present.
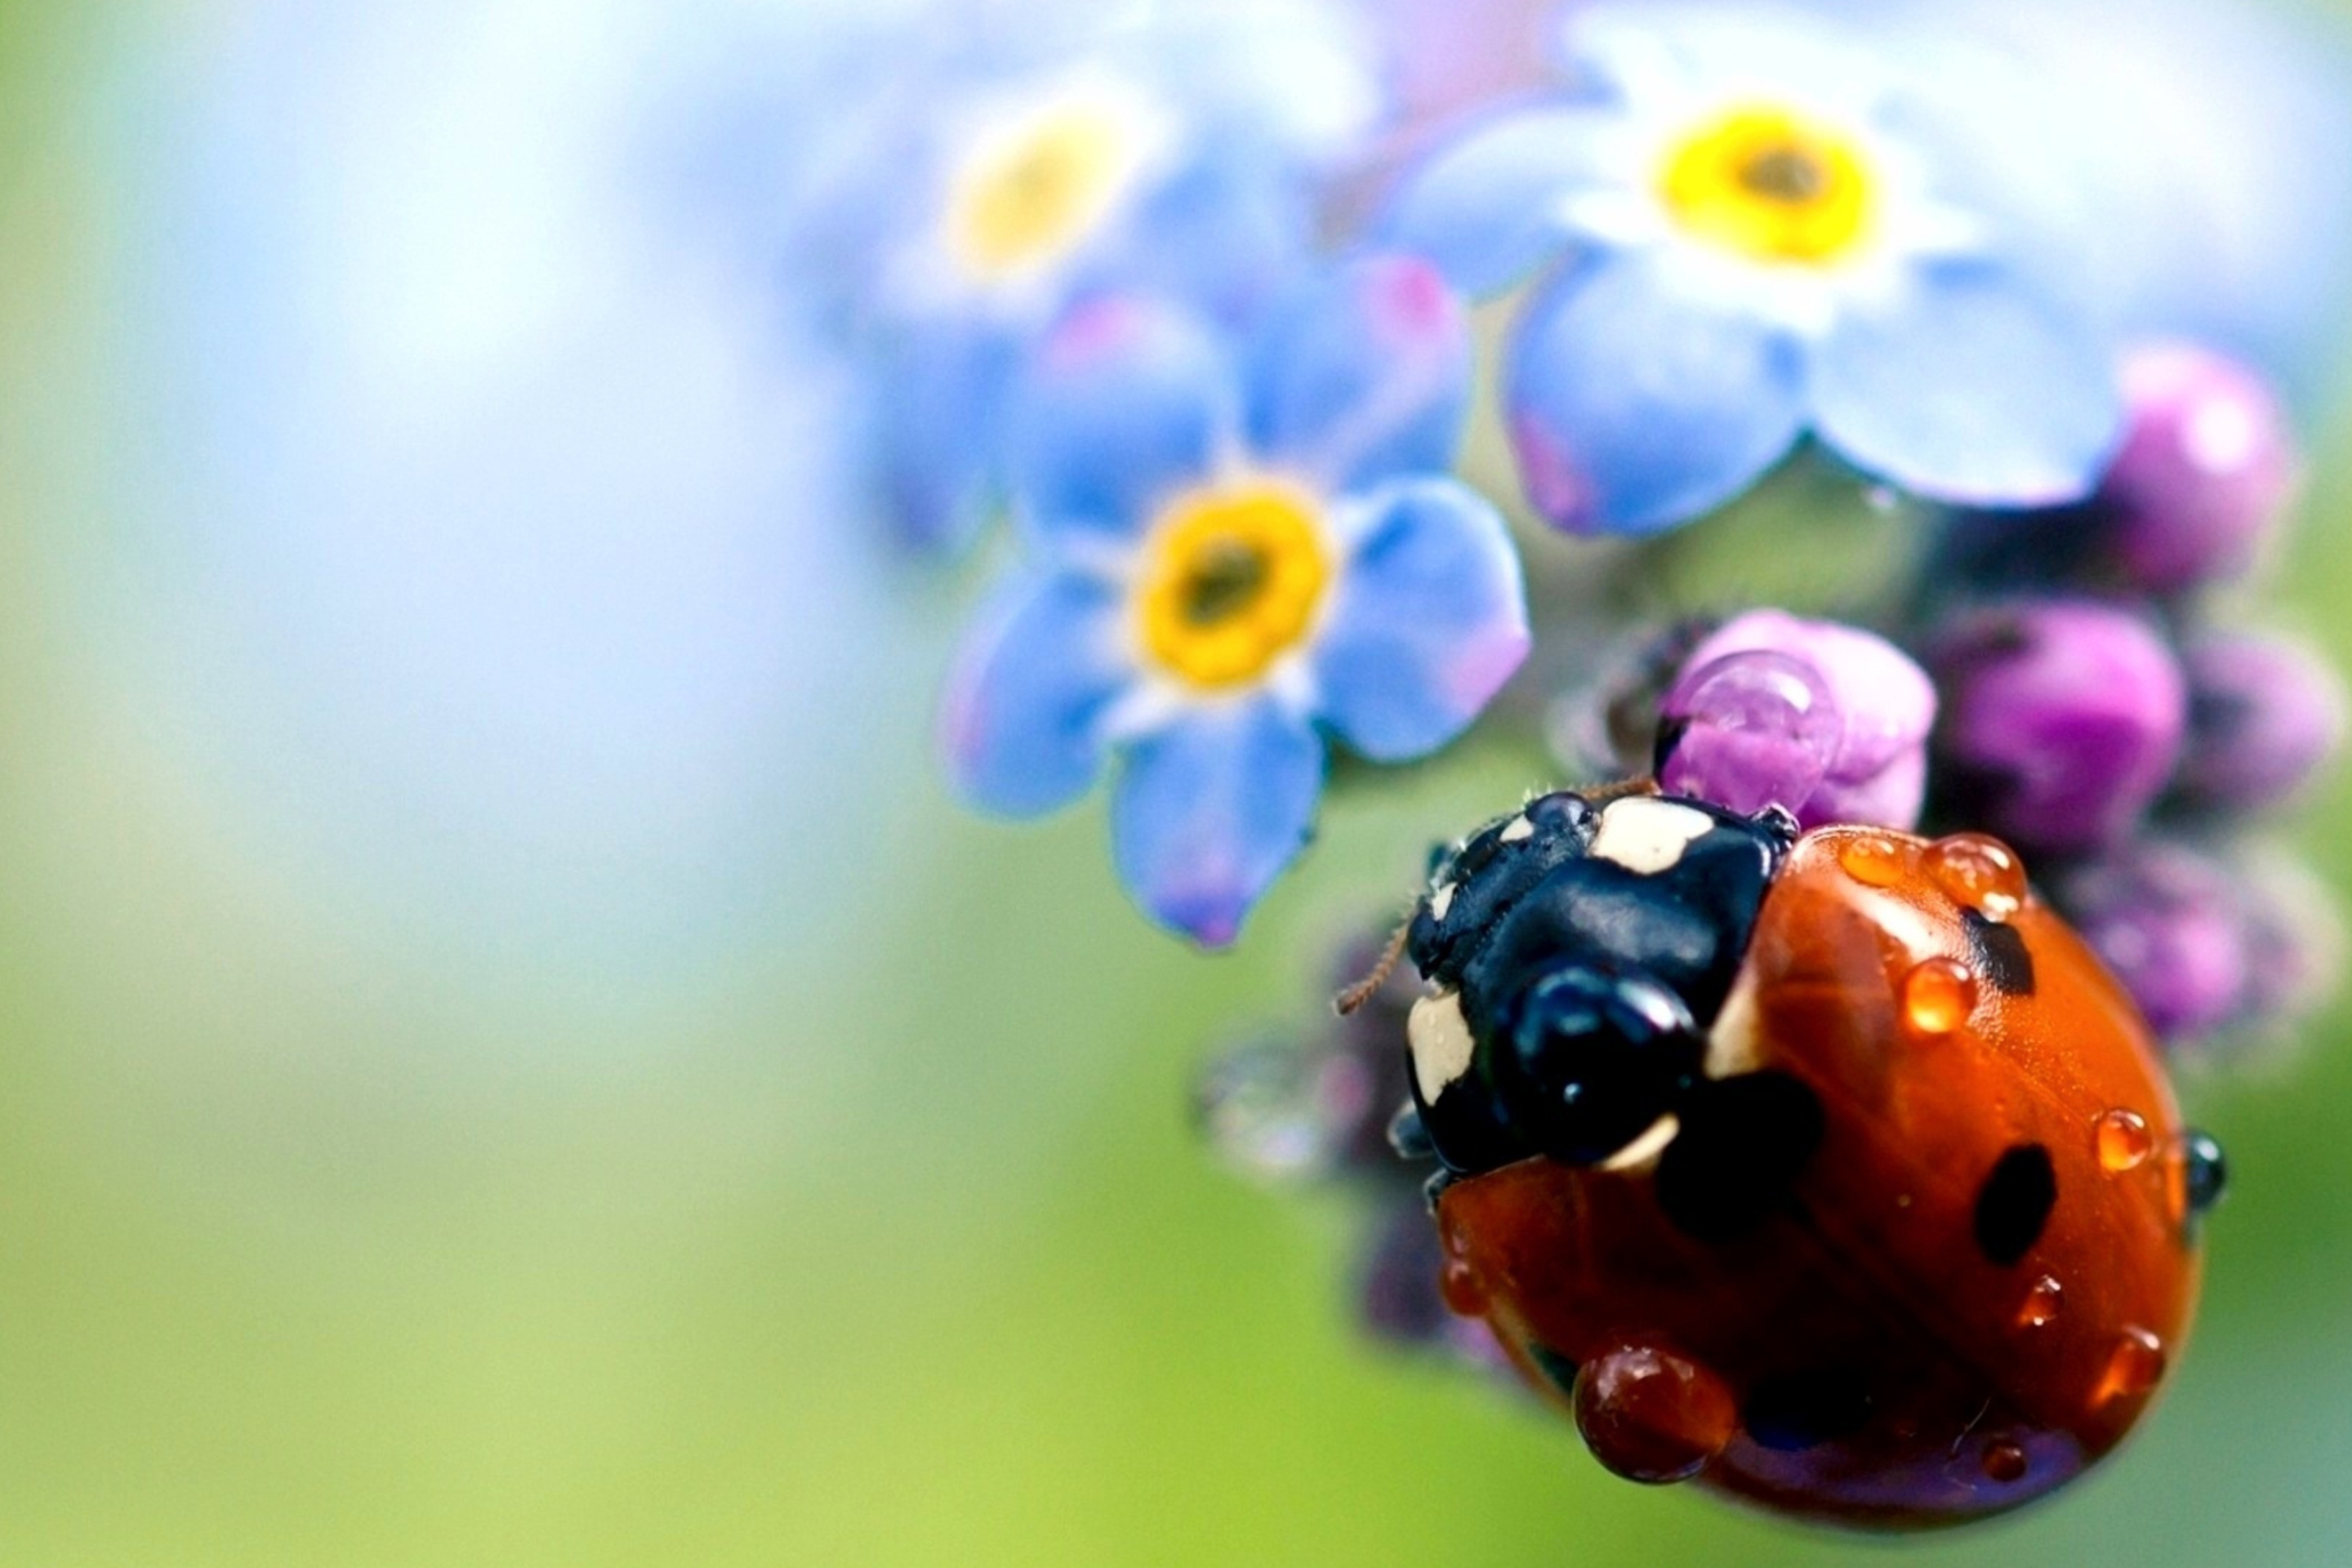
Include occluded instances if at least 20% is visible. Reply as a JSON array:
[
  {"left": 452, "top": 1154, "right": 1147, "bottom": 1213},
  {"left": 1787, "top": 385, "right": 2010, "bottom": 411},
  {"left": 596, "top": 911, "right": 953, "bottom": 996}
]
[
  {"left": 2095, "top": 1328, "right": 2167, "bottom": 1405},
  {"left": 1923, "top": 833, "right": 2028, "bottom": 920},
  {"left": 2018, "top": 1275, "right": 2064, "bottom": 1330},
  {"left": 1901, "top": 957, "right": 1978, "bottom": 1038},
  {"left": 1838, "top": 833, "right": 1907, "bottom": 888},
  {"left": 1440, "top": 1257, "right": 1486, "bottom": 1317},
  {"left": 1572, "top": 1344, "right": 1737, "bottom": 1485},
  {"left": 2183, "top": 1129, "right": 2228, "bottom": 1214},
  {"left": 1981, "top": 1439, "right": 2029, "bottom": 1483},
  {"left": 2096, "top": 1108, "right": 2154, "bottom": 1173}
]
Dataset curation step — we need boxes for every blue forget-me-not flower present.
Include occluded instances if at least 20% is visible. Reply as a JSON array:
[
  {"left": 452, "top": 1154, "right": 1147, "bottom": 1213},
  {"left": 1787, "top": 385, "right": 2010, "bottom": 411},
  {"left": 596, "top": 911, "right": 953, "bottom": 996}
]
[
  {"left": 939, "top": 256, "right": 1530, "bottom": 947},
  {"left": 786, "top": 0, "right": 1380, "bottom": 553},
  {"left": 1383, "top": 3, "right": 2125, "bottom": 535}
]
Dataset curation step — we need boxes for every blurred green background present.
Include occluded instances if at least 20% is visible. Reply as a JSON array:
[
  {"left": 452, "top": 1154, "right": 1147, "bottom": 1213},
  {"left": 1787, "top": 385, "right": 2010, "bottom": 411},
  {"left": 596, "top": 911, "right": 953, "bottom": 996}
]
[{"left": 5, "top": 0, "right": 2352, "bottom": 1563}]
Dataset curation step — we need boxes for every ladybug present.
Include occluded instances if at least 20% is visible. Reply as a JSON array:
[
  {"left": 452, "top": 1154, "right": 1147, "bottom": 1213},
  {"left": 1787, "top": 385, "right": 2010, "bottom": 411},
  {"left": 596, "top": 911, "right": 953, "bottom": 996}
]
[{"left": 1392, "top": 787, "right": 2223, "bottom": 1528}]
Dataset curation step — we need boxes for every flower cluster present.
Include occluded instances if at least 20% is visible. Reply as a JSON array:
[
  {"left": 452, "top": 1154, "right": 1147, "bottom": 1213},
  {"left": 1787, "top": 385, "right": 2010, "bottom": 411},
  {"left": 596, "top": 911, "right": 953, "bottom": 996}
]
[
  {"left": 1045, "top": 0, "right": 2350, "bottom": 1390},
  {"left": 807, "top": 4, "right": 2341, "bottom": 1066},
  {"left": 939, "top": 258, "right": 1527, "bottom": 943},
  {"left": 1918, "top": 341, "right": 2344, "bottom": 1051}
]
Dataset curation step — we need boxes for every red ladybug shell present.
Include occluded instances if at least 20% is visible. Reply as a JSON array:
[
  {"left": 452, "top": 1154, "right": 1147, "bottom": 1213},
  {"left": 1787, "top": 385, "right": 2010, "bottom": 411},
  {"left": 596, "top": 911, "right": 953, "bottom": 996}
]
[{"left": 1432, "top": 826, "right": 2201, "bottom": 1528}]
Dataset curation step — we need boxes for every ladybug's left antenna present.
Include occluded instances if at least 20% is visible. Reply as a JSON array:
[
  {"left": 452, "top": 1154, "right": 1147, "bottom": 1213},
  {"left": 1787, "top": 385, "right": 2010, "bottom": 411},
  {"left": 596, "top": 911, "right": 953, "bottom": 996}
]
[{"left": 1334, "top": 918, "right": 1412, "bottom": 1017}]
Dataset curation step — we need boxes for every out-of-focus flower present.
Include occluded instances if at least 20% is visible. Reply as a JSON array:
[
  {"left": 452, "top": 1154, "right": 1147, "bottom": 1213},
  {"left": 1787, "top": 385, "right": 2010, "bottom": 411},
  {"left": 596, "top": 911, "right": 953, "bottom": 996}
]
[
  {"left": 2100, "top": 342, "right": 2299, "bottom": 595},
  {"left": 1929, "top": 599, "right": 2186, "bottom": 857},
  {"left": 2176, "top": 631, "right": 2346, "bottom": 817},
  {"left": 1381, "top": 3, "right": 2121, "bottom": 535},
  {"left": 1198, "top": 933, "right": 1511, "bottom": 1369},
  {"left": 2057, "top": 840, "right": 2343, "bottom": 1053},
  {"left": 777, "top": 0, "right": 1381, "bottom": 551},
  {"left": 1659, "top": 610, "right": 1934, "bottom": 829},
  {"left": 939, "top": 257, "right": 1528, "bottom": 945},
  {"left": 1361, "top": 0, "right": 1557, "bottom": 134},
  {"left": 2060, "top": 842, "right": 2252, "bottom": 1045},
  {"left": 1860, "top": 0, "right": 2352, "bottom": 404},
  {"left": 1926, "top": 339, "right": 2300, "bottom": 599},
  {"left": 1197, "top": 933, "right": 1416, "bottom": 1183}
]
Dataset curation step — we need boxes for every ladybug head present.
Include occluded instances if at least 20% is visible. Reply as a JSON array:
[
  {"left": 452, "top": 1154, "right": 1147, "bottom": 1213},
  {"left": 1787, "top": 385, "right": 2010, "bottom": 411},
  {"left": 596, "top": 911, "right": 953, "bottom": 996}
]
[{"left": 1402, "top": 791, "right": 1797, "bottom": 1176}]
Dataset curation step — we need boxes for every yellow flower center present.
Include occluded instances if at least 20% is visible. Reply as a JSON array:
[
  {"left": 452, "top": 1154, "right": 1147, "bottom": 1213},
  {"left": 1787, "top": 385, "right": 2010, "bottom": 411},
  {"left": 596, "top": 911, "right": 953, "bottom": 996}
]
[
  {"left": 1659, "top": 105, "right": 1877, "bottom": 265},
  {"left": 1137, "top": 482, "right": 1332, "bottom": 690},
  {"left": 947, "top": 93, "right": 1152, "bottom": 283}
]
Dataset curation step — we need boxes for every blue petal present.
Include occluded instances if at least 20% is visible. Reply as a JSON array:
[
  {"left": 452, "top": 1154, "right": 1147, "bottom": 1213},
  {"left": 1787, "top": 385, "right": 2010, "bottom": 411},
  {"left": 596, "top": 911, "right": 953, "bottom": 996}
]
[
  {"left": 1007, "top": 296, "right": 1237, "bottom": 550},
  {"left": 939, "top": 571, "right": 1131, "bottom": 817},
  {"left": 1246, "top": 254, "right": 1472, "bottom": 491},
  {"left": 871, "top": 317, "right": 1018, "bottom": 553},
  {"left": 1376, "top": 105, "right": 1600, "bottom": 298},
  {"left": 1811, "top": 259, "right": 2123, "bottom": 507},
  {"left": 1111, "top": 699, "right": 1325, "bottom": 947},
  {"left": 1505, "top": 253, "right": 1806, "bottom": 534},
  {"left": 1314, "top": 479, "right": 1530, "bottom": 762},
  {"left": 1079, "top": 150, "right": 1308, "bottom": 330}
]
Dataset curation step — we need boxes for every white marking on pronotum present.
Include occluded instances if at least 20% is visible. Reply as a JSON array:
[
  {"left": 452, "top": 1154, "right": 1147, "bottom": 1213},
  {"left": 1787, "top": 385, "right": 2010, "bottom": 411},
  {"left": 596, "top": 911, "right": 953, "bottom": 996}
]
[
  {"left": 1588, "top": 796, "right": 1715, "bottom": 875},
  {"left": 1428, "top": 881, "right": 1456, "bottom": 921},
  {"left": 1497, "top": 814, "right": 1535, "bottom": 844},
  {"left": 1705, "top": 969, "right": 1762, "bottom": 1079},
  {"left": 1600, "top": 1113, "right": 1681, "bottom": 1173},
  {"left": 1408, "top": 990, "right": 1477, "bottom": 1105}
]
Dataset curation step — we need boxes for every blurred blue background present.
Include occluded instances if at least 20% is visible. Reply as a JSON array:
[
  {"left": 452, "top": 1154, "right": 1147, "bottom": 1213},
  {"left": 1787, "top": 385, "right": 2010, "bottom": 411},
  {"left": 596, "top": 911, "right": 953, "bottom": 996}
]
[{"left": 1, "top": 0, "right": 2350, "bottom": 1561}]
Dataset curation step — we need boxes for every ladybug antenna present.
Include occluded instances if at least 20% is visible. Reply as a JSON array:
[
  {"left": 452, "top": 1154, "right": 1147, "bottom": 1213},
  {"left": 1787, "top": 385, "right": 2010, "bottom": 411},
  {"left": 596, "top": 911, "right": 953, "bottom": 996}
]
[
  {"left": 1582, "top": 774, "right": 1660, "bottom": 803},
  {"left": 1334, "top": 917, "right": 1412, "bottom": 1018}
]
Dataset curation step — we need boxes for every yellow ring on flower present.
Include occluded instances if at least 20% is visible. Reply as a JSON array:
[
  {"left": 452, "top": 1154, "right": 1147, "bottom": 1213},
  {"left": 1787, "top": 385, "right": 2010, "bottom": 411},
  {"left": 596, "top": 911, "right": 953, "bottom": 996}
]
[
  {"left": 1136, "top": 481, "right": 1332, "bottom": 690},
  {"left": 949, "top": 100, "right": 1147, "bottom": 282},
  {"left": 1659, "top": 105, "right": 1877, "bottom": 266}
]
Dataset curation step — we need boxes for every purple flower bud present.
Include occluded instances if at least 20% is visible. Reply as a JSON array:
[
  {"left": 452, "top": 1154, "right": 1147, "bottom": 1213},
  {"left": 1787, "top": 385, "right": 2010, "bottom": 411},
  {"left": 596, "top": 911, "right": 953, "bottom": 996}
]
[
  {"left": 1931, "top": 599, "right": 2187, "bottom": 855},
  {"left": 1661, "top": 611, "right": 1936, "bottom": 830},
  {"left": 2057, "top": 841, "right": 2343, "bottom": 1053},
  {"left": 2059, "top": 844, "right": 2250, "bottom": 1043},
  {"left": 1658, "top": 649, "right": 1838, "bottom": 819},
  {"left": 2100, "top": 342, "right": 2297, "bottom": 593},
  {"left": 1356, "top": 1198, "right": 1515, "bottom": 1374},
  {"left": 2176, "top": 630, "right": 2345, "bottom": 814}
]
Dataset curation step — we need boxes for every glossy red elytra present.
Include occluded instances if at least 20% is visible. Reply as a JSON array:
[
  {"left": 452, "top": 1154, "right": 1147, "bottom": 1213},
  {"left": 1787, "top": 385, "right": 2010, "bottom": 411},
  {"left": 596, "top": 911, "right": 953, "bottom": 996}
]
[{"left": 1396, "top": 790, "right": 2221, "bottom": 1528}]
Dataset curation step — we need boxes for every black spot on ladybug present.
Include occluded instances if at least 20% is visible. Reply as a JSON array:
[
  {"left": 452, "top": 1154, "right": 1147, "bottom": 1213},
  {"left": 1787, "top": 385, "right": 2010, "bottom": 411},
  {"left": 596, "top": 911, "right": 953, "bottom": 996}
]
[
  {"left": 1529, "top": 1343, "right": 1580, "bottom": 1397},
  {"left": 1973, "top": 1143, "right": 2057, "bottom": 1265},
  {"left": 1743, "top": 1369, "right": 1873, "bottom": 1451},
  {"left": 1655, "top": 1071, "right": 1825, "bottom": 1242},
  {"left": 1962, "top": 910, "right": 2036, "bottom": 996},
  {"left": 2184, "top": 1129, "right": 2227, "bottom": 1215}
]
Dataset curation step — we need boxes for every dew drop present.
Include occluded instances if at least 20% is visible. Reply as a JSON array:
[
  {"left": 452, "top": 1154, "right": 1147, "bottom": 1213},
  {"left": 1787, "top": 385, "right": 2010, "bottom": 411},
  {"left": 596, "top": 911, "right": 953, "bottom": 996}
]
[
  {"left": 2018, "top": 1274, "right": 2064, "bottom": 1330},
  {"left": 1838, "top": 834, "right": 1908, "bottom": 888},
  {"left": 1195, "top": 1037, "right": 1353, "bottom": 1181},
  {"left": 1439, "top": 1257, "right": 1487, "bottom": 1318},
  {"left": 1901, "top": 957, "right": 1978, "bottom": 1037},
  {"left": 2095, "top": 1327, "right": 2167, "bottom": 1405},
  {"left": 1657, "top": 651, "right": 1841, "bottom": 817},
  {"left": 2183, "top": 1129, "right": 2228, "bottom": 1214},
  {"left": 1924, "top": 833, "right": 2029, "bottom": 920},
  {"left": 1572, "top": 1343, "right": 1737, "bottom": 1484},
  {"left": 1981, "top": 1439, "right": 2029, "bottom": 1484},
  {"left": 2096, "top": 1108, "right": 2154, "bottom": 1174}
]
